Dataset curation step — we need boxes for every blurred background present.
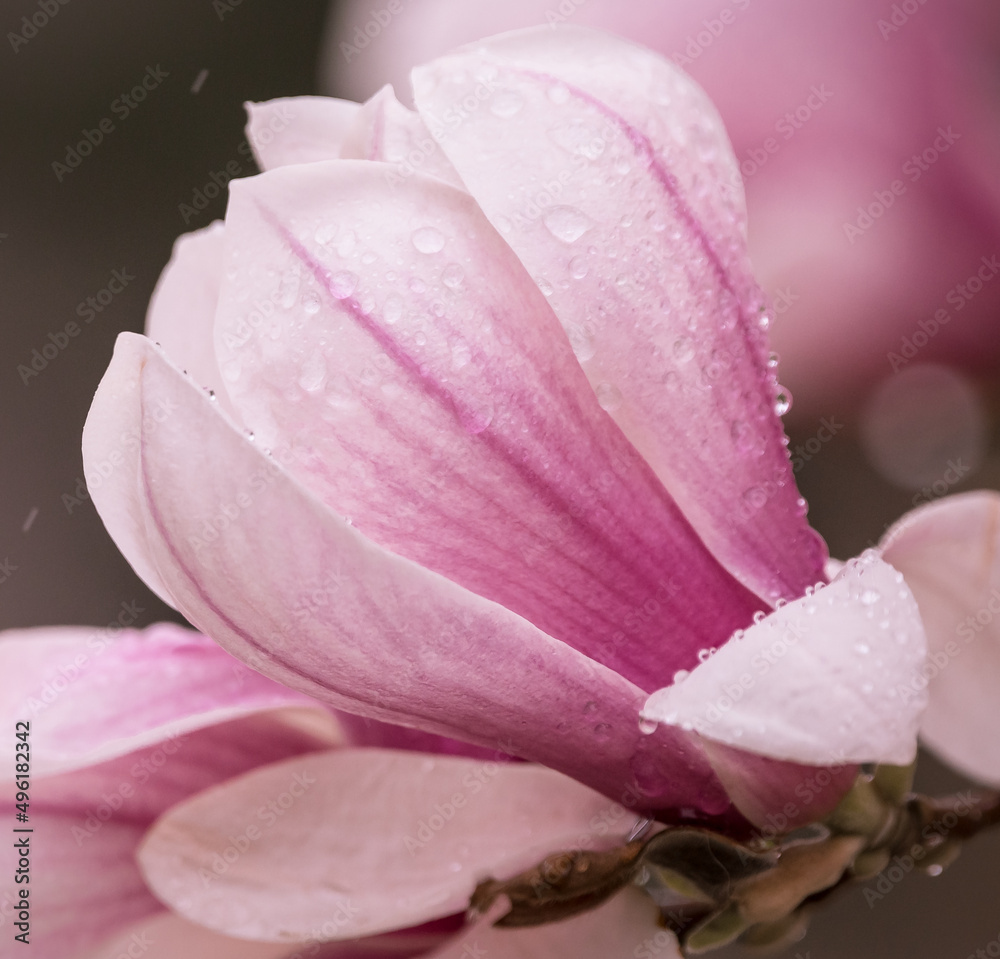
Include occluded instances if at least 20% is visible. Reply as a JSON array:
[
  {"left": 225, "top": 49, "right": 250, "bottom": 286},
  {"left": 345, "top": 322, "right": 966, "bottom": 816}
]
[{"left": 1, "top": 1, "right": 998, "bottom": 956}]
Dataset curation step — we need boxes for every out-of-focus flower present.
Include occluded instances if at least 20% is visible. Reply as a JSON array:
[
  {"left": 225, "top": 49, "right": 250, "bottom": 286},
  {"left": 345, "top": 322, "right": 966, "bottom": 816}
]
[
  {"left": 326, "top": 0, "right": 1000, "bottom": 418},
  {"left": 75, "top": 24, "right": 1000, "bottom": 955}
]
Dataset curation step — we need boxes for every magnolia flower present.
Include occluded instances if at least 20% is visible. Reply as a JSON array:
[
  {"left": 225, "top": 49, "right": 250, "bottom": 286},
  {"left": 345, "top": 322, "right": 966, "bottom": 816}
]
[
  {"left": 75, "top": 25, "right": 1000, "bottom": 956},
  {"left": 327, "top": 0, "right": 1000, "bottom": 417}
]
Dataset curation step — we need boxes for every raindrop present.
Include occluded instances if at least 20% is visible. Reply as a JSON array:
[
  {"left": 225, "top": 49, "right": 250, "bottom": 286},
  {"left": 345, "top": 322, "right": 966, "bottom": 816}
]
[
  {"left": 593, "top": 723, "right": 611, "bottom": 740},
  {"left": 638, "top": 717, "right": 658, "bottom": 735},
  {"left": 582, "top": 701, "right": 599, "bottom": 715},
  {"left": 595, "top": 382, "right": 623, "bottom": 412},
  {"left": 672, "top": 669, "right": 690, "bottom": 685},
  {"left": 697, "top": 647, "right": 716, "bottom": 663},
  {"left": 926, "top": 864, "right": 944, "bottom": 877},
  {"left": 753, "top": 610, "right": 767, "bottom": 624},
  {"left": 384, "top": 294, "right": 403, "bottom": 325},
  {"left": 860, "top": 589, "right": 881, "bottom": 606},
  {"left": 568, "top": 325, "right": 596, "bottom": 362},
  {"left": 302, "top": 292, "right": 321, "bottom": 315},
  {"left": 205, "top": 389, "right": 217, "bottom": 400},
  {"left": 569, "top": 255, "right": 589, "bottom": 280},
  {"left": 543, "top": 206, "right": 593, "bottom": 244},
  {"left": 329, "top": 271, "right": 358, "bottom": 299},
  {"left": 411, "top": 227, "right": 446, "bottom": 254},
  {"left": 774, "top": 387, "right": 792, "bottom": 415},
  {"left": 855, "top": 642, "right": 871, "bottom": 656},
  {"left": 767, "top": 352, "right": 780, "bottom": 369},
  {"left": 490, "top": 90, "right": 525, "bottom": 118},
  {"left": 314, "top": 222, "right": 337, "bottom": 245},
  {"left": 462, "top": 405, "right": 493, "bottom": 435},
  {"left": 244, "top": 430, "right": 255, "bottom": 441},
  {"left": 298, "top": 354, "right": 327, "bottom": 393},
  {"left": 672, "top": 336, "right": 695, "bottom": 363},
  {"left": 442, "top": 263, "right": 465, "bottom": 288}
]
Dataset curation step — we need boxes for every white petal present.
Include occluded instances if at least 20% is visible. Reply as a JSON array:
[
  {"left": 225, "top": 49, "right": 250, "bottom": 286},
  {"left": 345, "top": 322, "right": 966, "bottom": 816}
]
[{"left": 642, "top": 553, "right": 927, "bottom": 766}]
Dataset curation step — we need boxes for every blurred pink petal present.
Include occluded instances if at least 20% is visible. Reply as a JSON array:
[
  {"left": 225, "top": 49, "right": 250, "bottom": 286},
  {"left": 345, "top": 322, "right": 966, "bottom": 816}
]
[
  {"left": 139, "top": 749, "right": 629, "bottom": 940},
  {"left": 411, "top": 28, "right": 826, "bottom": 605},
  {"left": 880, "top": 491, "right": 1000, "bottom": 784},
  {"left": 326, "top": 0, "right": 1000, "bottom": 416},
  {"left": 0, "top": 623, "right": 321, "bottom": 776}
]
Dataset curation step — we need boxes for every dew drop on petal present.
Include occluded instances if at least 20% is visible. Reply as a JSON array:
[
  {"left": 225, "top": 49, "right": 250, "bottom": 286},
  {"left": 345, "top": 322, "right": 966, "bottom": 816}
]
[
  {"left": 593, "top": 723, "right": 611, "bottom": 741},
  {"left": 774, "top": 387, "right": 792, "bottom": 415},
  {"left": 582, "top": 701, "right": 599, "bottom": 715},
  {"left": 673, "top": 336, "right": 695, "bottom": 363},
  {"left": 411, "top": 227, "right": 446, "bottom": 254},
  {"left": 383, "top": 294, "right": 403, "bottom": 325},
  {"left": 638, "top": 717, "right": 658, "bottom": 735},
  {"left": 569, "top": 255, "right": 589, "bottom": 279},
  {"left": 855, "top": 642, "right": 871, "bottom": 656},
  {"left": 543, "top": 206, "right": 592, "bottom": 244},
  {"left": 314, "top": 222, "right": 337, "bottom": 245},
  {"left": 329, "top": 271, "right": 358, "bottom": 300},
  {"left": 462, "top": 404, "right": 493, "bottom": 435},
  {"left": 298, "top": 353, "right": 327, "bottom": 393},
  {"left": 672, "top": 669, "right": 690, "bottom": 685},
  {"left": 860, "top": 589, "right": 881, "bottom": 606},
  {"left": 302, "top": 292, "right": 321, "bottom": 315},
  {"left": 490, "top": 90, "right": 525, "bottom": 118},
  {"left": 442, "top": 263, "right": 464, "bottom": 288},
  {"left": 568, "top": 324, "right": 596, "bottom": 362},
  {"left": 753, "top": 610, "right": 767, "bottom": 624},
  {"left": 595, "top": 382, "right": 623, "bottom": 412}
]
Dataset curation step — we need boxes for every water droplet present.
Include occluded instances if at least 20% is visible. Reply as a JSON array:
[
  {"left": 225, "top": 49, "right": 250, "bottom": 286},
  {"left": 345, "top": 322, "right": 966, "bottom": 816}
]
[
  {"left": 298, "top": 353, "right": 327, "bottom": 393},
  {"left": 461, "top": 404, "right": 493, "bottom": 434},
  {"left": 535, "top": 276, "right": 554, "bottom": 296},
  {"left": 442, "top": 263, "right": 464, "bottom": 288},
  {"left": 753, "top": 610, "right": 767, "bottom": 624},
  {"left": 774, "top": 387, "right": 792, "bottom": 415},
  {"left": 548, "top": 83, "right": 570, "bottom": 105},
  {"left": 672, "top": 669, "right": 690, "bottom": 685},
  {"left": 244, "top": 430, "right": 255, "bottom": 441},
  {"left": 583, "top": 701, "right": 599, "bottom": 715},
  {"left": 758, "top": 311, "right": 772, "bottom": 331},
  {"left": 672, "top": 336, "right": 695, "bottom": 363},
  {"left": 205, "top": 388, "right": 216, "bottom": 400},
  {"left": 490, "top": 90, "right": 525, "bottom": 118},
  {"left": 569, "top": 255, "right": 589, "bottom": 279},
  {"left": 315, "top": 222, "right": 337, "bottom": 245},
  {"left": 595, "top": 382, "right": 623, "bottom": 412},
  {"left": 549, "top": 118, "right": 609, "bottom": 159},
  {"left": 926, "top": 864, "right": 944, "bottom": 877},
  {"left": 302, "top": 292, "right": 321, "bottom": 315},
  {"left": 543, "top": 206, "right": 592, "bottom": 244},
  {"left": 697, "top": 647, "right": 716, "bottom": 663},
  {"left": 731, "top": 419, "right": 756, "bottom": 453},
  {"left": 855, "top": 642, "right": 871, "bottom": 656},
  {"left": 329, "top": 270, "right": 358, "bottom": 299},
  {"left": 411, "top": 227, "right": 446, "bottom": 254},
  {"left": 336, "top": 230, "right": 357, "bottom": 257},
  {"left": 451, "top": 341, "right": 472, "bottom": 370},
  {"left": 860, "top": 589, "right": 881, "bottom": 606},
  {"left": 568, "top": 324, "right": 596, "bottom": 362},
  {"left": 767, "top": 351, "right": 780, "bottom": 369},
  {"left": 638, "top": 717, "right": 658, "bottom": 735},
  {"left": 383, "top": 294, "right": 403, "bottom": 325}
]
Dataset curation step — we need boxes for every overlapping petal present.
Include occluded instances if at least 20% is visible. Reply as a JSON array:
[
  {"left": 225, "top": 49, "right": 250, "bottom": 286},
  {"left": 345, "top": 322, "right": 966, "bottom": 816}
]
[
  {"left": 881, "top": 492, "right": 1000, "bottom": 785},
  {"left": 83, "top": 333, "right": 734, "bottom": 816},
  {"left": 0, "top": 623, "right": 323, "bottom": 776},
  {"left": 213, "top": 159, "right": 762, "bottom": 690},
  {"left": 246, "top": 96, "right": 360, "bottom": 171},
  {"left": 139, "top": 749, "right": 631, "bottom": 941},
  {"left": 411, "top": 26, "right": 827, "bottom": 606},
  {"left": 642, "top": 554, "right": 928, "bottom": 766}
]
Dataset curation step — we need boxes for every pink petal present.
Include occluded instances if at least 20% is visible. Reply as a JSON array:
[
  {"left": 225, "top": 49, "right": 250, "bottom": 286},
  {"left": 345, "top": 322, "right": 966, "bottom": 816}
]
[
  {"left": 642, "top": 553, "right": 928, "bottom": 766},
  {"left": 338, "top": 85, "right": 464, "bottom": 188},
  {"left": 214, "top": 159, "right": 762, "bottom": 691},
  {"left": 246, "top": 97, "right": 361, "bottom": 170},
  {"left": 411, "top": 26, "right": 828, "bottom": 605},
  {"left": 83, "top": 332, "right": 733, "bottom": 816},
  {"left": 3, "top": 710, "right": 333, "bottom": 959},
  {"left": 426, "top": 889, "right": 671, "bottom": 959},
  {"left": 0, "top": 623, "right": 327, "bottom": 776},
  {"left": 138, "top": 749, "right": 640, "bottom": 941},
  {"left": 145, "top": 220, "right": 236, "bottom": 419},
  {"left": 880, "top": 492, "right": 1000, "bottom": 784}
]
